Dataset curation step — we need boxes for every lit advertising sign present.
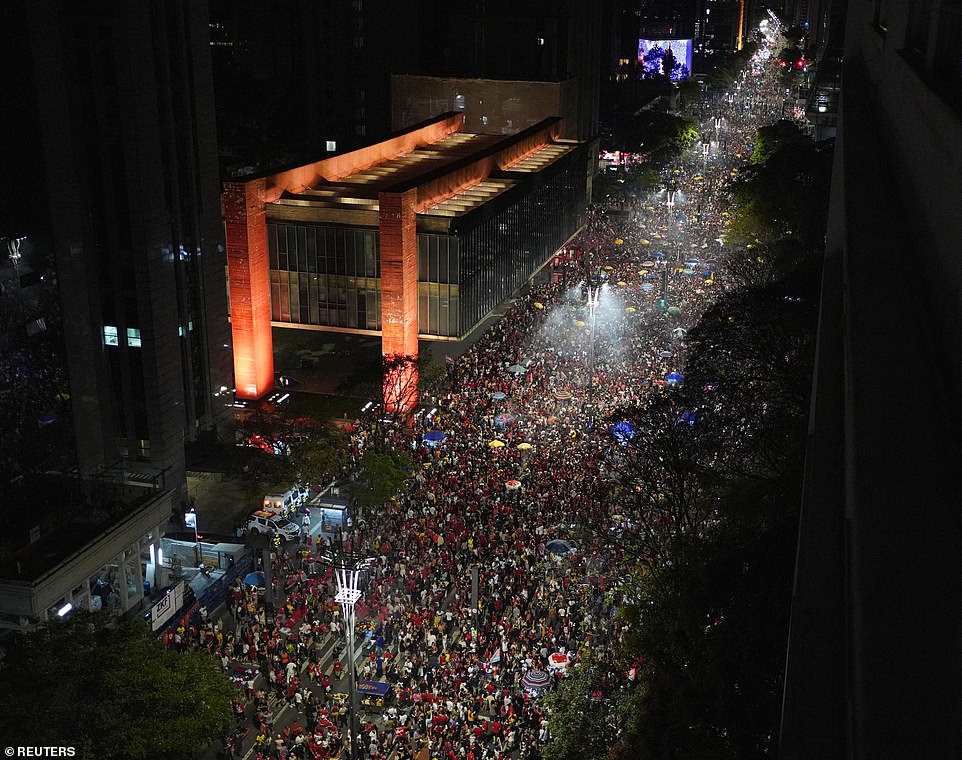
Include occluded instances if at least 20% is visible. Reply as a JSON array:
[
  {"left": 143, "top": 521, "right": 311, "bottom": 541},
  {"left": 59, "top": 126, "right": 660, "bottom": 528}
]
[
  {"left": 150, "top": 581, "right": 185, "bottom": 631},
  {"left": 638, "top": 38, "right": 693, "bottom": 80}
]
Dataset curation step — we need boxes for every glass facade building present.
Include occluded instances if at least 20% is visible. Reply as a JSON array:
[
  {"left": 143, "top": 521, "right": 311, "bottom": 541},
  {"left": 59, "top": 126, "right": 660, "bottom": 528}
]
[{"left": 266, "top": 144, "right": 586, "bottom": 340}]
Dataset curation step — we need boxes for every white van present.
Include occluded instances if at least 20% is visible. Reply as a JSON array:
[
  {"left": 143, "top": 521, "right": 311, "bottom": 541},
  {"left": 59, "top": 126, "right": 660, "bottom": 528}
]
[{"left": 262, "top": 485, "right": 307, "bottom": 516}]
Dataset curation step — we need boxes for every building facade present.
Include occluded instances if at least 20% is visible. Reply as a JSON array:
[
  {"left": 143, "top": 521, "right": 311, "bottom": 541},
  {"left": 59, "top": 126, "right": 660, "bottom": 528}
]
[
  {"left": 24, "top": 0, "right": 233, "bottom": 501},
  {"left": 224, "top": 113, "right": 587, "bottom": 403},
  {"left": 781, "top": 1, "right": 962, "bottom": 758}
]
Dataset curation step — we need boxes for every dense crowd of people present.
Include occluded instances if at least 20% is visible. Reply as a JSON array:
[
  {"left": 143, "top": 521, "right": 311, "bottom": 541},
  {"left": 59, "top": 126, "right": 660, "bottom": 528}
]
[{"left": 190, "top": 33, "right": 792, "bottom": 760}]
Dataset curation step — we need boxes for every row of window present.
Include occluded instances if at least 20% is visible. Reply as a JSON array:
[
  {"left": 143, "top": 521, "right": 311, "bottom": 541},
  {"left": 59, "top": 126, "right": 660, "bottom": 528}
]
[
  {"left": 104, "top": 325, "right": 141, "bottom": 348},
  {"left": 265, "top": 149, "right": 586, "bottom": 338},
  {"left": 103, "top": 323, "right": 193, "bottom": 347}
]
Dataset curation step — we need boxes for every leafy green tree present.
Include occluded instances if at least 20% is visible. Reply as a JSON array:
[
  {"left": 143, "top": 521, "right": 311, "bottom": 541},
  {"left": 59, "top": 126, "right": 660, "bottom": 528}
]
[
  {"left": 0, "top": 612, "right": 236, "bottom": 760},
  {"left": 612, "top": 476, "right": 799, "bottom": 760},
  {"left": 287, "top": 427, "right": 348, "bottom": 486},
  {"left": 543, "top": 655, "right": 625, "bottom": 760},
  {"left": 354, "top": 446, "right": 413, "bottom": 508},
  {"left": 726, "top": 126, "right": 834, "bottom": 250}
]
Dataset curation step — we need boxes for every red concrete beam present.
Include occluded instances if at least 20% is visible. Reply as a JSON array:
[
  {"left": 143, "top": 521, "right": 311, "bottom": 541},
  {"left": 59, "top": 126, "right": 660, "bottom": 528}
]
[
  {"left": 379, "top": 188, "right": 420, "bottom": 412},
  {"left": 224, "top": 180, "right": 274, "bottom": 399}
]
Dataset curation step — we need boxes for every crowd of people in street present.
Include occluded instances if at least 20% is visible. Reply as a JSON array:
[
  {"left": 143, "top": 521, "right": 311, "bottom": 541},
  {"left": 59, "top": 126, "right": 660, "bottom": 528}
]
[{"left": 186, "top": 31, "right": 793, "bottom": 760}]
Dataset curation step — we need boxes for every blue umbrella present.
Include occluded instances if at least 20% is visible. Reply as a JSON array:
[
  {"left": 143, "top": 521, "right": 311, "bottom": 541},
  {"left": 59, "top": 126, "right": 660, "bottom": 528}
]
[
  {"left": 545, "top": 539, "right": 574, "bottom": 555},
  {"left": 702, "top": 270, "right": 713, "bottom": 278},
  {"left": 651, "top": 251, "right": 666, "bottom": 260},
  {"left": 491, "top": 391, "right": 507, "bottom": 400},
  {"left": 610, "top": 421, "right": 636, "bottom": 443},
  {"left": 640, "top": 283, "right": 655, "bottom": 293},
  {"left": 666, "top": 372, "right": 684, "bottom": 385},
  {"left": 685, "top": 258, "right": 700, "bottom": 266},
  {"left": 644, "top": 273, "right": 660, "bottom": 280},
  {"left": 243, "top": 571, "right": 267, "bottom": 588},
  {"left": 424, "top": 430, "right": 446, "bottom": 442},
  {"left": 682, "top": 268, "right": 696, "bottom": 275}
]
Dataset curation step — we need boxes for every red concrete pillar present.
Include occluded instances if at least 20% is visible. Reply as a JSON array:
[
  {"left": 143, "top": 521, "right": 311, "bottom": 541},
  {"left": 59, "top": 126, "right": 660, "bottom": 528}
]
[
  {"left": 379, "top": 188, "right": 419, "bottom": 413},
  {"left": 224, "top": 180, "right": 274, "bottom": 400}
]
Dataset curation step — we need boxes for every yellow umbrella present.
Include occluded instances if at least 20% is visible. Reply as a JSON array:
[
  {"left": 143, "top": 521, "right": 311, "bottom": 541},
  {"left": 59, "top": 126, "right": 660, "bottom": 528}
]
[
  {"left": 721, "top": 211, "right": 730, "bottom": 217},
  {"left": 517, "top": 442, "right": 533, "bottom": 450},
  {"left": 652, "top": 233, "right": 662, "bottom": 239},
  {"left": 639, "top": 239, "right": 650, "bottom": 245},
  {"left": 673, "top": 169, "right": 681, "bottom": 174},
  {"left": 639, "top": 269, "right": 648, "bottom": 275},
  {"left": 604, "top": 265, "right": 614, "bottom": 270},
  {"left": 534, "top": 302, "right": 544, "bottom": 309},
  {"left": 614, "top": 238, "right": 624, "bottom": 245},
  {"left": 574, "top": 320, "right": 586, "bottom": 327},
  {"left": 488, "top": 440, "right": 505, "bottom": 448},
  {"left": 625, "top": 307, "right": 637, "bottom": 313},
  {"left": 694, "top": 175, "right": 704, "bottom": 180},
  {"left": 617, "top": 280, "right": 627, "bottom": 286}
]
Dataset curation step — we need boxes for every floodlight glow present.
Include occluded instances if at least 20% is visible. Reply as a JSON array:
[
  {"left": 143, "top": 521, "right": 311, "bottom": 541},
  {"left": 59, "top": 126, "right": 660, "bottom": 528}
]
[{"left": 57, "top": 602, "right": 72, "bottom": 617}]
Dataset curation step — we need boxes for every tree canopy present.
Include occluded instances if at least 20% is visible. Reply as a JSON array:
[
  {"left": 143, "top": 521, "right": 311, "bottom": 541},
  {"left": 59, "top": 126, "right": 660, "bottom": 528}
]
[
  {"left": 354, "top": 445, "right": 413, "bottom": 509},
  {"left": 0, "top": 612, "right": 236, "bottom": 760}
]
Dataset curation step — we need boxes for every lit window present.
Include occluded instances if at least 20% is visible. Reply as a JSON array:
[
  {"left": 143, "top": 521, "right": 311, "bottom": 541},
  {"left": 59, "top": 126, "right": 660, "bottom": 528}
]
[
  {"left": 454, "top": 93, "right": 465, "bottom": 110},
  {"left": 127, "top": 327, "right": 142, "bottom": 347},
  {"left": 537, "top": 38, "right": 545, "bottom": 45},
  {"left": 480, "top": 115, "right": 488, "bottom": 127},
  {"left": 103, "top": 325, "right": 119, "bottom": 346},
  {"left": 326, "top": 140, "right": 337, "bottom": 151}
]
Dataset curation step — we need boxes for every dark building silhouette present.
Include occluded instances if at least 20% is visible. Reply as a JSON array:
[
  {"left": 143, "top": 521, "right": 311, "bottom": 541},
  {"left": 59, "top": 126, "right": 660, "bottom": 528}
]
[
  {"left": 782, "top": 1, "right": 962, "bottom": 758},
  {"left": 211, "top": 0, "right": 601, "bottom": 179},
  {"left": 20, "top": 0, "right": 232, "bottom": 500}
]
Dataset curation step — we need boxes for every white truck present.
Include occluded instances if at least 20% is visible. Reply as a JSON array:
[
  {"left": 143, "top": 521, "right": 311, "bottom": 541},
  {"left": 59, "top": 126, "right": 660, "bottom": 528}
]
[{"left": 262, "top": 484, "right": 308, "bottom": 516}]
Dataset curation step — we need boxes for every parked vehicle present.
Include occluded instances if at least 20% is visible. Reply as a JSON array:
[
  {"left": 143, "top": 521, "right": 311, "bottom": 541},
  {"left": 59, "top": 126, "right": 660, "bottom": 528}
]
[
  {"left": 262, "top": 484, "right": 308, "bottom": 516},
  {"left": 247, "top": 510, "right": 300, "bottom": 540}
]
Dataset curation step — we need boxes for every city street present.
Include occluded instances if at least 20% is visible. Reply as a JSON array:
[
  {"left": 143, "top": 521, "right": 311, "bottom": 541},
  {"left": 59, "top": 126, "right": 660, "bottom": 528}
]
[{"left": 186, "top": 27, "right": 793, "bottom": 760}]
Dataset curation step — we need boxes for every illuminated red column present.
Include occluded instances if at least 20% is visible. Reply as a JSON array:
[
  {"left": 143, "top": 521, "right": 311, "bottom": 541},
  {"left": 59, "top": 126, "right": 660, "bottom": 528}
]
[
  {"left": 379, "top": 188, "right": 419, "bottom": 413},
  {"left": 224, "top": 180, "right": 274, "bottom": 400}
]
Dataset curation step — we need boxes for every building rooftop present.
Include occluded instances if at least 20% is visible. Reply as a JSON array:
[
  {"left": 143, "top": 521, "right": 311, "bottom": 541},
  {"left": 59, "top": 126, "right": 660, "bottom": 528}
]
[
  {"left": 0, "top": 475, "right": 165, "bottom": 582},
  {"left": 257, "top": 113, "right": 578, "bottom": 228}
]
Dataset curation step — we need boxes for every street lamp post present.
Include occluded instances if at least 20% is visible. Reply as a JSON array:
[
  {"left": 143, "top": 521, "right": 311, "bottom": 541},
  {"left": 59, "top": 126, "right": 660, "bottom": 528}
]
[
  {"left": 585, "top": 281, "right": 601, "bottom": 417},
  {"left": 322, "top": 549, "right": 374, "bottom": 760},
  {"left": 185, "top": 507, "right": 200, "bottom": 565}
]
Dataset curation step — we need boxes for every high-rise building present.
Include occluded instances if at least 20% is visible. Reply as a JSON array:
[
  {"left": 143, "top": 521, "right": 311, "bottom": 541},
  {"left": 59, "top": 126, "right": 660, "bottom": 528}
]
[
  {"left": 22, "top": 0, "right": 232, "bottom": 501},
  {"left": 781, "top": 1, "right": 962, "bottom": 758}
]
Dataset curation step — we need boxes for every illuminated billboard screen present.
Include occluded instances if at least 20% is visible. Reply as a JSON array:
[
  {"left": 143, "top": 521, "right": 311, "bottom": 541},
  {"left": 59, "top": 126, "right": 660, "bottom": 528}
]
[{"left": 638, "top": 38, "right": 693, "bottom": 81}]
